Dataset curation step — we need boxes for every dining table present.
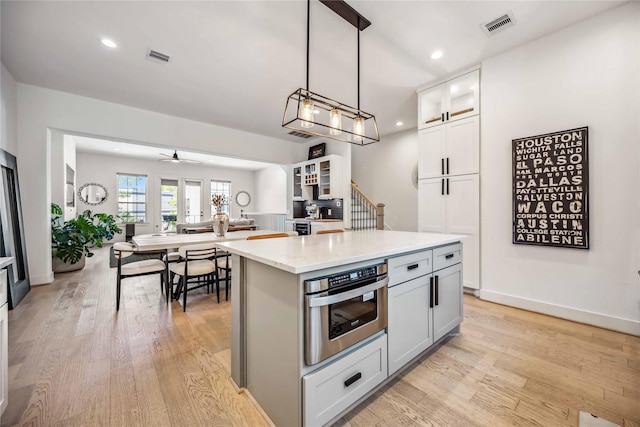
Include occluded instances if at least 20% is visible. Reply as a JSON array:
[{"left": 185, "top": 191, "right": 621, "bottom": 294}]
[{"left": 131, "top": 229, "right": 283, "bottom": 251}]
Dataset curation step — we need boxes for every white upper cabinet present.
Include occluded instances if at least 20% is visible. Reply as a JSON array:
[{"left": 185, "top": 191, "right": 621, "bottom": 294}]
[
  {"left": 418, "top": 69, "right": 480, "bottom": 130},
  {"left": 291, "top": 155, "right": 343, "bottom": 201},
  {"left": 292, "top": 163, "right": 312, "bottom": 201},
  {"left": 316, "top": 155, "right": 342, "bottom": 200},
  {"left": 419, "top": 116, "right": 479, "bottom": 179}
]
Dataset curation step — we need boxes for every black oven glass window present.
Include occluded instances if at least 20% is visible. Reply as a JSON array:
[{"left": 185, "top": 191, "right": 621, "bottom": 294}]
[{"left": 329, "top": 292, "right": 378, "bottom": 340}]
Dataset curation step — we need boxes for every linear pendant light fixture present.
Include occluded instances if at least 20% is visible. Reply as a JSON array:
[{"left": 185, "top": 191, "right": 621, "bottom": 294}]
[{"left": 282, "top": 0, "right": 379, "bottom": 145}]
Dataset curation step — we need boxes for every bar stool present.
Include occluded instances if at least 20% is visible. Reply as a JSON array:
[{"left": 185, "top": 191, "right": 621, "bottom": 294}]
[{"left": 316, "top": 229, "right": 344, "bottom": 234}]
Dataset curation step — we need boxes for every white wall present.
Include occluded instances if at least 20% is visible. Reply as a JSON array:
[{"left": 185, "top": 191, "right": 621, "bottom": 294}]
[
  {"left": 76, "top": 151, "right": 257, "bottom": 236},
  {"left": 351, "top": 129, "right": 419, "bottom": 231},
  {"left": 480, "top": 2, "right": 640, "bottom": 335},
  {"left": 16, "top": 83, "right": 306, "bottom": 285},
  {"left": 0, "top": 63, "right": 17, "bottom": 154},
  {"left": 50, "top": 131, "right": 65, "bottom": 214},
  {"left": 253, "top": 165, "right": 287, "bottom": 213},
  {"left": 50, "top": 131, "right": 77, "bottom": 220},
  {"left": 63, "top": 134, "right": 77, "bottom": 220}
]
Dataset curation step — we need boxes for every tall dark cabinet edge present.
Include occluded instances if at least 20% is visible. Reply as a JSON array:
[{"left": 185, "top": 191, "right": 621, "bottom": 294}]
[{"left": 0, "top": 148, "right": 31, "bottom": 308}]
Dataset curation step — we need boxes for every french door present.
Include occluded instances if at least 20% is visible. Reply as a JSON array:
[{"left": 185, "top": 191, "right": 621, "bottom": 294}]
[
  {"left": 158, "top": 178, "right": 204, "bottom": 232},
  {"left": 184, "top": 180, "right": 204, "bottom": 223}
]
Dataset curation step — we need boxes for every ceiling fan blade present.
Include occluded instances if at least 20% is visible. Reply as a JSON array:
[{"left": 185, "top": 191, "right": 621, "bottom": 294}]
[{"left": 157, "top": 149, "right": 200, "bottom": 164}]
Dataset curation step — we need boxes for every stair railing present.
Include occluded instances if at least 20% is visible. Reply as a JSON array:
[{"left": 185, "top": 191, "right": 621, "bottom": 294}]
[{"left": 351, "top": 181, "right": 385, "bottom": 230}]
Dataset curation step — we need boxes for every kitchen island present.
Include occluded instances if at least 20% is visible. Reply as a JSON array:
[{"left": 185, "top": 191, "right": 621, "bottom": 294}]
[{"left": 218, "top": 230, "right": 464, "bottom": 427}]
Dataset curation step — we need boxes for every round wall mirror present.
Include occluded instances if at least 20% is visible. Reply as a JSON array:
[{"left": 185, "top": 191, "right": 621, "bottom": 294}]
[
  {"left": 235, "top": 191, "right": 251, "bottom": 207},
  {"left": 78, "top": 183, "right": 108, "bottom": 205}
]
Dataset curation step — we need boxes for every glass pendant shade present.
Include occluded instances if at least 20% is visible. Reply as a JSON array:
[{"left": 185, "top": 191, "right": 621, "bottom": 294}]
[
  {"left": 299, "top": 98, "right": 315, "bottom": 128},
  {"left": 329, "top": 108, "right": 342, "bottom": 135},
  {"left": 352, "top": 116, "right": 365, "bottom": 142}
]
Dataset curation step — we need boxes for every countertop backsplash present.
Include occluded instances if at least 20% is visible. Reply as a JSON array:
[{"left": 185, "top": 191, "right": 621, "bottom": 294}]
[{"left": 292, "top": 199, "right": 343, "bottom": 220}]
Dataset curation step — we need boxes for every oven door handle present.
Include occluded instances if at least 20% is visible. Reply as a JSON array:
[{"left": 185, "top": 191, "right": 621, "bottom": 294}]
[{"left": 307, "top": 277, "right": 388, "bottom": 308}]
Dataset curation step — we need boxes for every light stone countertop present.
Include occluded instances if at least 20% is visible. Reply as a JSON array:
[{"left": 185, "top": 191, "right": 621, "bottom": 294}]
[
  {"left": 0, "top": 257, "right": 14, "bottom": 269},
  {"left": 217, "top": 230, "right": 465, "bottom": 274}
]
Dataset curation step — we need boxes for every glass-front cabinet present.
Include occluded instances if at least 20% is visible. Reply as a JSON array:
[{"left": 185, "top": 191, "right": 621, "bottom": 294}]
[
  {"left": 315, "top": 155, "right": 342, "bottom": 200},
  {"left": 293, "top": 165, "right": 303, "bottom": 200},
  {"left": 291, "top": 155, "right": 343, "bottom": 201},
  {"left": 418, "top": 69, "right": 479, "bottom": 130}
]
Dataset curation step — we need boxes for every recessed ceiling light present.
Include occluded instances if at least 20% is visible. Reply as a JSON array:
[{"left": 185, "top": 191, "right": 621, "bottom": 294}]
[
  {"left": 112, "top": 147, "right": 120, "bottom": 151},
  {"left": 430, "top": 50, "right": 443, "bottom": 60},
  {"left": 395, "top": 121, "right": 403, "bottom": 126},
  {"left": 100, "top": 38, "right": 117, "bottom": 48}
]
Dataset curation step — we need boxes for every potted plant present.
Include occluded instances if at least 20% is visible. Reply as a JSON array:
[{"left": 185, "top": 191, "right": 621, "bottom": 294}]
[{"left": 51, "top": 203, "right": 122, "bottom": 272}]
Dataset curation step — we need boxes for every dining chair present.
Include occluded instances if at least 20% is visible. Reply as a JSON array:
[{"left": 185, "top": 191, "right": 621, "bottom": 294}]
[
  {"left": 215, "top": 251, "right": 232, "bottom": 302},
  {"left": 316, "top": 229, "right": 344, "bottom": 234},
  {"left": 113, "top": 242, "right": 168, "bottom": 311},
  {"left": 169, "top": 243, "right": 218, "bottom": 311}
]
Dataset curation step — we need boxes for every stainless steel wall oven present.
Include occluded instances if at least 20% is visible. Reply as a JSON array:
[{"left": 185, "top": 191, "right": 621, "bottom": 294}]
[{"left": 304, "top": 263, "right": 388, "bottom": 365}]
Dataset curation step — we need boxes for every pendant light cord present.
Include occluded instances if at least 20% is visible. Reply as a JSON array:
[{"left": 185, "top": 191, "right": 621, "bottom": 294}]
[
  {"left": 306, "top": 0, "right": 310, "bottom": 92},
  {"left": 357, "top": 17, "right": 360, "bottom": 111}
]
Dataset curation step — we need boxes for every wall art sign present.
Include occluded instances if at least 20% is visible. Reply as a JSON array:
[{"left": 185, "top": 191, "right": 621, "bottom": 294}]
[
  {"left": 512, "top": 126, "right": 589, "bottom": 249},
  {"left": 308, "top": 143, "right": 326, "bottom": 160}
]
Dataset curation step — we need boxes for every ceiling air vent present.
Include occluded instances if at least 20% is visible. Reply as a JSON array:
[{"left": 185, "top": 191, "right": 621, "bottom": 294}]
[
  {"left": 288, "top": 130, "right": 314, "bottom": 139},
  {"left": 146, "top": 49, "right": 171, "bottom": 63},
  {"left": 481, "top": 11, "right": 516, "bottom": 36}
]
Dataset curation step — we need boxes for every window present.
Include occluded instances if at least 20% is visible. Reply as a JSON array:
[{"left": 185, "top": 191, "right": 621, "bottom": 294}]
[
  {"left": 117, "top": 174, "right": 147, "bottom": 222},
  {"left": 211, "top": 180, "right": 231, "bottom": 215}
]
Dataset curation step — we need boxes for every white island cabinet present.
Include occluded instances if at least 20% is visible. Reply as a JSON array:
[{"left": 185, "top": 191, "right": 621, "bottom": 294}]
[{"left": 218, "top": 230, "right": 464, "bottom": 427}]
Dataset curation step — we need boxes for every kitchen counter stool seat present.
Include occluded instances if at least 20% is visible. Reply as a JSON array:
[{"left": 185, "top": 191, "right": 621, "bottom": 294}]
[{"left": 113, "top": 242, "right": 168, "bottom": 311}]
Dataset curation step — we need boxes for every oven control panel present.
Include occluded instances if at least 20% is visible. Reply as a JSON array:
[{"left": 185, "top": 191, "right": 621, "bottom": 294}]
[{"left": 328, "top": 266, "right": 380, "bottom": 289}]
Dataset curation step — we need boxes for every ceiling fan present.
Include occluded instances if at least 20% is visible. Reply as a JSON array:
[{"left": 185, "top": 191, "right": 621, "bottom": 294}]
[{"left": 159, "top": 150, "right": 202, "bottom": 164}]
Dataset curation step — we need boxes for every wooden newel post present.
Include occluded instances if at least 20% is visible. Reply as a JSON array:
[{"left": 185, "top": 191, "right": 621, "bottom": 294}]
[{"left": 376, "top": 203, "right": 385, "bottom": 230}]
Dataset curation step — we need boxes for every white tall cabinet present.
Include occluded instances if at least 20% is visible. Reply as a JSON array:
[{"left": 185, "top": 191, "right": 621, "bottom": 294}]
[{"left": 417, "top": 69, "right": 481, "bottom": 290}]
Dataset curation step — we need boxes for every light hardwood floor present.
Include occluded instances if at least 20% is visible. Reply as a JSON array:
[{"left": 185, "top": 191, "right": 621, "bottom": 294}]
[{"left": 2, "top": 246, "right": 639, "bottom": 426}]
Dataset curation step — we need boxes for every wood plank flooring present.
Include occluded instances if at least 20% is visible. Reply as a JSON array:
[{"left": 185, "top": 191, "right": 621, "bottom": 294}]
[{"left": 2, "top": 246, "right": 639, "bottom": 426}]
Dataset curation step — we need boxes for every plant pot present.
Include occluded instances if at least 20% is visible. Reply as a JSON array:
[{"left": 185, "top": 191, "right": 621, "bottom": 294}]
[
  {"left": 52, "top": 254, "right": 86, "bottom": 273},
  {"left": 212, "top": 211, "right": 229, "bottom": 237}
]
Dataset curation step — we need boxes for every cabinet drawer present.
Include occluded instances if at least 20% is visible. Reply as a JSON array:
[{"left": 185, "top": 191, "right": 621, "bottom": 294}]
[
  {"left": 387, "top": 250, "right": 432, "bottom": 287},
  {"left": 0, "top": 270, "right": 6, "bottom": 307},
  {"left": 433, "top": 243, "right": 462, "bottom": 271},
  {"left": 303, "top": 334, "right": 387, "bottom": 427}
]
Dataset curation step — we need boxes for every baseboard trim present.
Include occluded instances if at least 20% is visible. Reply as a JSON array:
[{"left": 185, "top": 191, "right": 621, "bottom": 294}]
[
  {"left": 30, "top": 272, "right": 54, "bottom": 286},
  {"left": 479, "top": 289, "right": 640, "bottom": 337}
]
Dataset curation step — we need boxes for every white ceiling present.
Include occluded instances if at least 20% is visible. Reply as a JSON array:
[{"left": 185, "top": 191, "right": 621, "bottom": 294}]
[
  {"left": 72, "top": 135, "right": 276, "bottom": 171},
  {"left": 1, "top": 0, "right": 624, "bottom": 149}
]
